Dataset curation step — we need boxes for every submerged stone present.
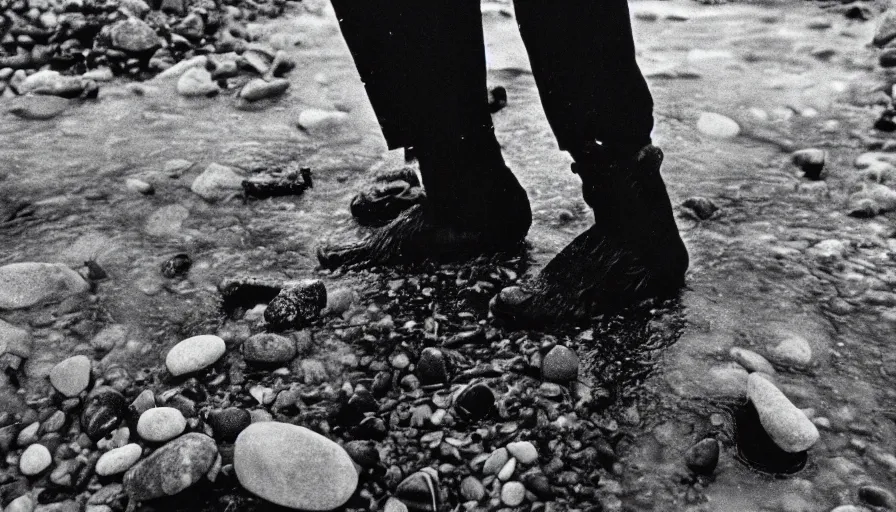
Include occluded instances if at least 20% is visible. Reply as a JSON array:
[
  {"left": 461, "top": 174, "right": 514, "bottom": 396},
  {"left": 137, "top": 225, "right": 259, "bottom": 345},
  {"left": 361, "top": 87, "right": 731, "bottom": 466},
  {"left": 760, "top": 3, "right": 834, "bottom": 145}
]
[{"left": 747, "top": 374, "right": 819, "bottom": 453}]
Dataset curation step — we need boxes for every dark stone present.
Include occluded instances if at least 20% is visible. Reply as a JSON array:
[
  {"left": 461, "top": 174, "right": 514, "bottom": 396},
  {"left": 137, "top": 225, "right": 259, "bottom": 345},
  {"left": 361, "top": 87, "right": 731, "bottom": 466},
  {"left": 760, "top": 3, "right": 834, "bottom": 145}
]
[
  {"left": 875, "top": 110, "right": 896, "bottom": 132},
  {"left": 416, "top": 348, "right": 449, "bottom": 387},
  {"left": 207, "top": 408, "right": 251, "bottom": 443},
  {"left": 264, "top": 280, "right": 326, "bottom": 330},
  {"left": 859, "top": 485, "right": 896, "bottom": 509},
  {"left": 734, "top": 403, "right": 806, "bottom": 475},
  {"left": 685, "top": 438, "right": 720, "bottom": 475},
  {"left": 350, "top": 180, "right": 424, "bottom": 227},
  {"left": 521, "top": 471, "right": 554, "bottom": 500},
  {"left": 80, "top": 386, "right": 126, "bottom": 441},
  {"left": 454, "top": 384, "right": 495, "bottom": 422},
  {"left": 351, "top": 417, "right": 387, "bottom": 441},
  {"left": 123, "top": 433, "right": 218, "bottom": 501},
  {"left": 881, "top": 48, "right": 896, "bottom": 68},
  {"left": 488, "top": 86, "right": 508, "bottom": 113},
  {"left": 219, "top": 276, "right": 283, "bottom": 315},
  {"left": 242, "top": 168, "right": 312, "bottom": 199},
  {"left": 395, "top": 471, "right": 439, "bottom": 512},
  {"left": 161, "top": 254, "right": 192, "bottom": 279},
  {"left": 344, "top": 440, "right": 380, "bottom": 469},
  {"left": 682, "top": 197, "right": 718, "bottom": 220}
]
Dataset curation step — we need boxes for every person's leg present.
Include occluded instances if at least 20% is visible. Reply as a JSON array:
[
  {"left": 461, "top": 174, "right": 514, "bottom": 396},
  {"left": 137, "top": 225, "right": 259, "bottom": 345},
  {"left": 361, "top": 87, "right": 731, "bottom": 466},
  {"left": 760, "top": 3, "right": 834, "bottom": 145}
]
[
  {"left": 491, "top": 0, "right": 688, "bottom": 325},
  {"left": 320, "top": 0, "right": 531, "bottom": 269}
]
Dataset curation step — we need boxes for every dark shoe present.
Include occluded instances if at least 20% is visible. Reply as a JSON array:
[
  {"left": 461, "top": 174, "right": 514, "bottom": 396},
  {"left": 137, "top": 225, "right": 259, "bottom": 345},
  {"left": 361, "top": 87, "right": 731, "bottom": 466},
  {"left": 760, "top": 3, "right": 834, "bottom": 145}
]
[{"left": 490, "top": 145, "right": 688, "bottom": 326}]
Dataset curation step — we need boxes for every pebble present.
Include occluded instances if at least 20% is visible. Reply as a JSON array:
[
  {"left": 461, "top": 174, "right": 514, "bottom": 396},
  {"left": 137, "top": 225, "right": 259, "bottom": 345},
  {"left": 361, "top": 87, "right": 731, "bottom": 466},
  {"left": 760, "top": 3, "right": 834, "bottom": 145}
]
[
  {"left": 240, "top": 78, "right": 289, "bottom": 101},
  {"left": 395, "top": 471, "right": 439, "bottom": 512},
  {"left": 165, "top": 334, "right": 226, "bottom": 376},
  {"left": 81, "top": 386, "right": 127, "bottom": 441},
  {"left": 497, "top": 457, "right": 516, "bottom": 481},
  {"left": 768, "top": 333, "right": 813, "bottom": 368},
  {"left": 190, "top": 163, "right": 244, "bottom": 201},
  {"left": 541, "top": 345, "right": 579, "bottom": 382},
  {"left": 483, "top": 448, "right": 509, "bottom": 475},
  {"left": 49, "top": 355, "right": 91, "bottom": 397},
  {"left": 682, "top": 197, "right": 719, "bottom": 220},
  {"left": 96, "top": 443, "right": 142, "bottom": 476},
  {"left": 297, "top": 108, "right": 348, "bottom": 131},
  {"left": 137, "top": 407, "right": 186, "bottom": 442},
  {"left": 791, "top": 148, "right": 826, "bottom": 180},
  {"left": 110, "top": 18, "right": 160, "bottom": 52},
  {"left": 697, "top": 112, "right": 740, "bottom": 138},
  {"left": 858, "top": 485, "right": 896, "bottom": 509},
  {"left": 242, "top": 333, "right": 297, "bottom": 364},
  {"left": 459, "top": 476, "right": 485, "bottom": 502},
  {"left": 176, "top": 67, "right": 219, "bottom": 97},
  {"left": 325, "top": 287, "right": 356, "bottom": 315},
  {"left": 747, "top": 374, "right": 819, "bottom": 453},
  {"left": 234, "top": 422, "right": 358, "bottom": 510},
  {"left": 454, "top": 383, "right": 495, "bottom": 422},
  {"left": 729, "top": 347, "right": 776, "bottom": 375},
  {"left": 125, "top": 178, "right": 154, "bottom": 195},
  {"left": 124, "top": 433, "right": 218, "bottom": 501},
  {"left": 160, "top": 254, "right": 192, "bottom": 279},
  {"left": 19, "top": 444, "right": 52, "bottom": 475},
  {"left": 7, "top": 95, "right": 70, "bottom": 120},
  {"left": 506, "top": 441, "right": 538, "bottom": 464},
  {"left": 264, "top": 280, "right": 327, "bottom": 330},
  {"left": 0, "top": 319, "right": 31, "bottom": 358},
  {"left": 416, "top": 348, "right": 449, "bottom": 386},
  {"left": 0, "top": 262, "right": 90, "bottom": 310},
  {"left": 500, "top": 481, "right": 526, "bottom": 507},
  {"left": 344, "top": 440, "right": 380, "bottom": 469},
  {"left": 17, "top": 422, "right": 39, "bottom": 446},
  {"left": 207, "top": 407, "right": 251, "bottom": 442},
  {"left": 5, "top": 494, "right": 35, "bottom": 512},
  {"left": 685, "top": 438, "right": 719, "bottom": 475}
]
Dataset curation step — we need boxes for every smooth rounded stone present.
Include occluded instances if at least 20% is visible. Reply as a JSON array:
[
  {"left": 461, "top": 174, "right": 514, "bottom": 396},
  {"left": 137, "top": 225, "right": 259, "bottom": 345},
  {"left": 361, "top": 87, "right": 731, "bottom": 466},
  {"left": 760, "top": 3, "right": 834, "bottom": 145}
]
[
  {"left": 858, "top": 486, "right": 896, "bottom": 508},
  {"left": 697, "top": 112, "right": 740, "bottom": 138},
  {"left": 20, "top": 443, "right": 52, "bottom": 475},
  {"left": 460, "top": 476, "right": 485, "bottom": 502},
  {"left": 706, "top": 366, "right": 749, "bottom": 399},
  {"left": 7, "top": 95, "right": 70, "bottom": 120},
  {"left": 685, "top": 438, "right": 719, "bottom": 475},
  {"left": 165, "top": 334, "right": 226, "bottom": 376},
  {"left": 264, "top": 280, "right": 327, "bottom": 330},
  {"left": 177, "top": 67, "right": 219, "bottom": 97},
  {"left": 454, "top": 383, "right": 495, "bottom": 422},
  {"left": 125, "top": 178, "right": 154, "bottom": 195},
  {"left": 96, "top": 443, "right": 142, "bottom": 476},
  {"left": 130, "top": 389, "right": 156, "bottom": 418},
  {"left": 137, "top": 408, "right": 186, "bottom": 442},
  {"left": 297, "top": 108, "right": 348, "bottom": 131},
  {"left": 395, "top": 471, "right": 439, "bottom": 512},
  {"left": 0, "top": 262, "right": 90, "bottom": 310},
  {"left": 791, "top": 148, "right": 826, "bottom": 180},
  {"left": 0, "top": 318, "right": 32, "bottom": 358},
  {"left": 17, "top": 422, "right": 39, "bottom": 446},
  {"left": 682, "top": 196, "right": 719, "bottom": 220},
  {"left": 506, "top": 441, "right": 538, "bottom": 464},
  {"left": 110, "top": 18, "right": 160, "bottom": 52},
  {"left": 497, "top": 457, "right": 516, "bottom": 481},
  {"left": 500, "top": 481, "right": 526, "bottom": 507},
  {"left": 5, "top": 494, "right": 35, "bottom": 512},
  {"left": 83, "top": 67, "right": 114, "bottom": 82},
  {"left": 768, "top": 333, "right": 813, "bottom": 368},
  {"left": 325, "top": 287, "right": 356, "bottom": 315},
  {"left": 242, "top": 333, "right": 296, "bottom": 364},
  {"left": 416, "top": 348, "right": 449, "bottom": 386},
  {"left": 541, "top": 345, "right": 579, "bottom": 382},
  {"left": 81, "top": 386, "right": 127, "bottom": 441},
  {"left": 234, "top": 422, "right": 357, "bottom": 510},
  {"left": 207, "top": 408, "right": 250, "bottom": 442},
  {"left": 729, "top": 347, "right": 776, "bottom": 375},
  {"left": 345, "top": 440, "right": 380, "bottom": 469},
  {"left": 190, "top": 163, "right": 243, "bottom": 201},
  {"left": 384, "top": 498, "right": 408, "bottom": 512},
  {"left": 154, "top": 56, "right": 207, "bottom": 80},
  {"left": 747, "top": 374, "right": 819, "bottom": 453},
  {"left": 49, "top": 355, "right": 91, "bottom": 397},
  {"left": 240, "top": 78, "right": 289, "bottom": 101},
  {"left": 124, "top": 433, "right": 218, "bottom": 501},
  {"left": 483, "top": 448, "right": 509, "bottom": 475}
]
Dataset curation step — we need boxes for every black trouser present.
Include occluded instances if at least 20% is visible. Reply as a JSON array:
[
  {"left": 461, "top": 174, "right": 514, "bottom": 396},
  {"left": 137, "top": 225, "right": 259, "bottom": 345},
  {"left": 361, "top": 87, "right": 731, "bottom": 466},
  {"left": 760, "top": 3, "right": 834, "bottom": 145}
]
[{"left": 331, "top": 0, "right": 654, "bottom": 158}]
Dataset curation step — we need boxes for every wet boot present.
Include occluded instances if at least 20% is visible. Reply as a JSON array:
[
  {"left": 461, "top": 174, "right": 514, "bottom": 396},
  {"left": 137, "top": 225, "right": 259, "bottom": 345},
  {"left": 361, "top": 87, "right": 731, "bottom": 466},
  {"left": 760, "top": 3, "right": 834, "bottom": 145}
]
[
  {"left": 490, "top": 144, "right": 688, "bottom": 326},
  {"left": 318, "top": 136, "right": 532, "bottom": 269}
]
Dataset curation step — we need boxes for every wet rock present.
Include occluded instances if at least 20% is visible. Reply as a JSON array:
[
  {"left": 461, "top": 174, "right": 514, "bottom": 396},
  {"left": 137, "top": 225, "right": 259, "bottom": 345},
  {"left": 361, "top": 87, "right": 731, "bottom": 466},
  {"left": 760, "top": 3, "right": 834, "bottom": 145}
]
[
  {"left": 19, "top": 444, "right": 51, "bottom": 475},
  {"left": 125, "top": 178, "right": 154, "bottom": 195},
  {"left": 177, "top": 67, "right": 219, "bottom": 97},
  {"left": 165, "top": 334, "right": 226, "bottom": 376},
  {"left": 747, "top": 374, "right": 819, "bottom": 453},
  {"left": 395, "top": 471, "right": 439, "bottom": 512},
  {"left": 685, "top": 438, "right": 719, "bottom": 475},
  {"left": 7, "top": 95, "right": 70, "bottom": 120},
  {"left": 541, "top": 345, "right": 579, "bottom": 382},
  {"left": 96, "top": 443, "right": 142, "bottom": 476},
  {"left": 873, "top": 9, "right": 896, "bottom": 47},
  {"left": 124, "top": 433, "right": 218, "bottom": 501},
  {"left": 858, "top": 486, "right": 896, "bottom": 509},
  {"left": 682, "top": 197, "right": 718, "bottom": 220},
  {"left": 507, "top": 441, "right": 538, "bottom": 464},
  {"left": 768, "top": 333, "right": 812, "bottom": 368},
  {"left": 242, "top": 333, "right": 296, "bottom": 364},
  {"left": 161, "top": 254, "right": 192, "bottom": 279},
  {"left": 49, "top": 355, "right": 91, "bottom": 397},
  {"left": 137, "top": 407, "right": 186, "bottom": 442},
  {"left": 207, "top": 408, "right": 250, "bottom": 442},
  {"left": 697, "top": 112, "right": 740, "bottom": 138},
  {"left": 297, "top": 108, "right": 348, "bottom": 131},
  {"left": 729, "top": 347, "right": 775, "bottom": 375},
  {"left": 791, "top": 149, "right": 826, "bottom": 180},
  {"left": 459, "top": 476, "right": 485, "bottom": 502},
  {"left": 239, "top": 78, "right": 289, "bottom": 102},
  {"left": 111, "top": 18, "right": 160, "bottom": 53},
  {"left": 264, "top": 280, "right": 327, "bottom": 330},
  {"left": 500, "top": 481, "right": 526, "bottom": 507},
  {"left": 416, "top": 348, "right": 449, "bottom": 386},
  {"left": 0, "top": 262, "right": 89, "bottom": 310},
  {"left": 234, "top": 422, "right": 357, "bottom": 510},
  {"left": 81, "top": 386, "right": 127, "bottom": 441},
  {"left": 455, "top": 383, "right": 495, "bottom": 422},
  {"left": 344, "top": 440, "right": 380, "bottom": 469}
]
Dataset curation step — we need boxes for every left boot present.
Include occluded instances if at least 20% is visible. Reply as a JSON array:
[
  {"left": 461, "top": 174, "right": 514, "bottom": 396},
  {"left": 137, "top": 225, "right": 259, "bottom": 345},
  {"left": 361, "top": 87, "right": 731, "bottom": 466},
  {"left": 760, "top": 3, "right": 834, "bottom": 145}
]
[{"left": 490, "top": 145, "right": 689, "bottom": 327}]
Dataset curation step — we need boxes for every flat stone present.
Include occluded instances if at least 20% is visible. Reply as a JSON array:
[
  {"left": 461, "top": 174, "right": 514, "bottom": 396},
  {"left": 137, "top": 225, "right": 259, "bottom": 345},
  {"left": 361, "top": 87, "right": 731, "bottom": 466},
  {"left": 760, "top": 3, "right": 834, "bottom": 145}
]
[
  {"left": 506, "top": 441, "right": 538, "bottom": 464},
  {"left": 190, "top": 163, "right": 243, "bottom": 201},
  {"left": 0, "top": 262, "right": 89, "bottom": 310},
  {"left": 297, "top": 108, "right": 348, "bottom": 131},
  {"left": 165, "top": 334, "right": 226, "bottom": 376},
  {"left": 49, "top": 355, "right": 91, "bottom": 397},
  {"left": 242, "top": 333, "right": 296, "bottom": 364},
  {"left": 697, "top": 112, "right": 740, "bottom": 138},
  {"left": 747, "top": 374, "right": 819, "bottom": 453},
  {"left": 124, "top": 433, "right": 218, "bottom": 501},
  {"left": 0, "top": 318, "right": 32, "bottom": 357},
  {"left": 234, "top": 422, "right": 358, "bottom": 510},
  {"left": 240, "top": 78, "right": 289, "bottom": 102},
  {"left": 96, "top": 443, "right": 142, "bottom": 476},
  {"left": 137, "top": 407, "right": 186, "bottom": 442},
  {"left": 7, "top": 95, "right": 70, "bottom": 120},
  {"left": 541, "top": 345, "right": 579, "bottom": 382},
  {"left": 20, "top": 443, "right": 52, "bottom": 475},
  {"left": 176, "top": 67, "right": 219, "bottom": 97}
]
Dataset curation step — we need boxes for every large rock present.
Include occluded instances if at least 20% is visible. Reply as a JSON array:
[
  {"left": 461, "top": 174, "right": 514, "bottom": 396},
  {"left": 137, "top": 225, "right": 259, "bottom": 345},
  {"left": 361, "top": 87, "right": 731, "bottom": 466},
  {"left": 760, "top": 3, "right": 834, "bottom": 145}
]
[
  {"left": 110, "top": 18, "right": 160, "bottom": 53},
  {"left": 49, "top": 355, "right": 91, "bottom": 397},
  {"left": 165, "top": 334, "right": 226, "bottom": 376},
  {"left": 0, "top": 262, "right": 89, "bottom": 310},
  {"left": 242, "top": 333, "right": 296, "bottom": 364},
  {"left": 234, "top": 422, "right": 358, "bottom": 510},
  {"left": 190, "top": 164, "right": 243, "bottom": 201},
  {"left": 124, "top": 433, "right": 218, "bottom": 501},
  {"left": 747, "top": 374, "right": 819, "bottom": 453}
]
